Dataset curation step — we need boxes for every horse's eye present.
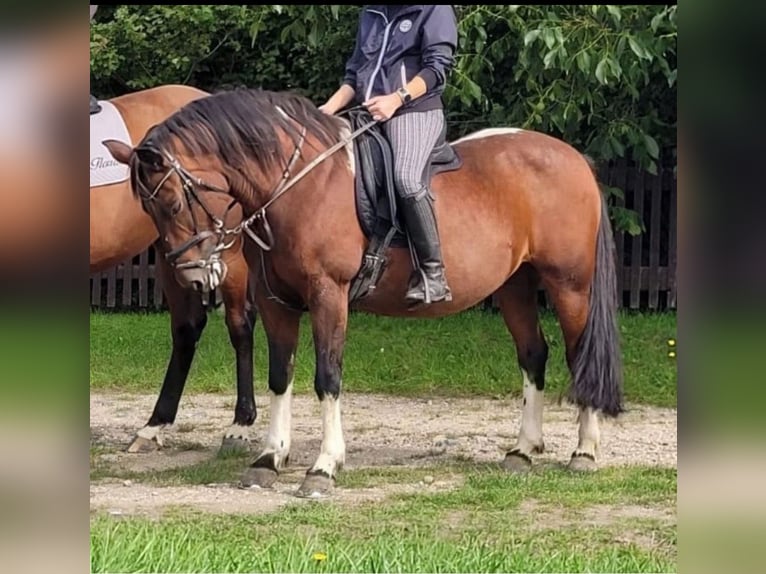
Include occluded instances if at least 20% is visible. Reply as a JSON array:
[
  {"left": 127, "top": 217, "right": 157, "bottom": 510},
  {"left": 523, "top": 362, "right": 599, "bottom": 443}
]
[{"left": 169, "top": 200, "right": 183, "bottom": 217}]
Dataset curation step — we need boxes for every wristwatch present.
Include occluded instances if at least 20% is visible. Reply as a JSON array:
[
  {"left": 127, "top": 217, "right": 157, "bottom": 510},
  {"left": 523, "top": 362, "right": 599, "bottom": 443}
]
[{"left": 396, "top": 87, "right": 412, "bottom": 104}]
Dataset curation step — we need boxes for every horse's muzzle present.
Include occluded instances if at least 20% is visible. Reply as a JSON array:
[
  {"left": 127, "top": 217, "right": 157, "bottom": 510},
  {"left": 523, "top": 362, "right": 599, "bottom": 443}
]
[{"left": 174, "top": 258, "right": 227, "bottom": 293}]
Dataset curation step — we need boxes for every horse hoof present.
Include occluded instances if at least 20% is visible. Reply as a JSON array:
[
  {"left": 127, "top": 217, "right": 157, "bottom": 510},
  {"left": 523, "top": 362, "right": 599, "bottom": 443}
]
[
  {"left": 240, "top": 466, "right": 279, "bottom": 489},
  {"left": 219, "top": 436, "right": 250, "bottom": 456},
  {"left": 126, "top": 436, "right": 160, "bottom": 453},
  {"left": 502, "top": 451, "right": 533, "bottom": 473},
  {"left": 568, "top": 452, "right": 597, "bottom": 472},
  {"left": 296, "top": 471, "right": 334, "bottom": 499}
]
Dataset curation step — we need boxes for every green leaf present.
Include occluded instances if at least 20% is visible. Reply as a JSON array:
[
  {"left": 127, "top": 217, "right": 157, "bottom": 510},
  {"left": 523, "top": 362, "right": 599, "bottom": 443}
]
[
  {"left": 628, "top": 36, "right": 648, "bottom": 60},
  {"left": 644, "top": 134, "right": 660, "bottom": 159},
  {"left": 576, "top": 50, "right": 591, "bottom": 74},
  {"left": 616, "top": 35, "right": 627, "bottom": 57},
  {"left": 595, "top": 58, "right": 609, "bottom": 85},
  {"left": 651, "top": 9, "right": 666, "bottom": 33},
  {"left": 627, "top": 220, "right": 643, "bottom": 236},
  {"left": 462, "top": 76, "right": 482, "bottom": 103},
  {"left": 523, "top": 29, "right": 540, "bottom": 46},
  {"left": 607, "top": 56, "right": 622, "bottom": 79},
  {"left": 604, "top": 185, "right": 625, "bottom": 200},
  {"left": 543, "top": 49, "right": 556, "bottom": 69},
  {"left": 606, "top": 5, "right": 622, "bottom": 24},
  {"left": 609, "top": 135, "right": 626, "bottom": 157},
  {"left": 542, "top": 28, "right": 556, "bottom": 50},
  {"left": 667, "top": 68, "right": 677, "bottom": 88}
]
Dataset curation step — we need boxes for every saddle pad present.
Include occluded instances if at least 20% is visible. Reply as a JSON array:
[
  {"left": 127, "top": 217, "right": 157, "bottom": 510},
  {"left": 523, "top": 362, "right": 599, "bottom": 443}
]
[{"left": 90, "top": 100, "right": 132, "bottom": 188}]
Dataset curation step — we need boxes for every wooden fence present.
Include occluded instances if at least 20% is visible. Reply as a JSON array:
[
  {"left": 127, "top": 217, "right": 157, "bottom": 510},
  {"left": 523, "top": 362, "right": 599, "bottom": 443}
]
[{"left": 90, "top": 156, "right": 677, "bottom": 312}]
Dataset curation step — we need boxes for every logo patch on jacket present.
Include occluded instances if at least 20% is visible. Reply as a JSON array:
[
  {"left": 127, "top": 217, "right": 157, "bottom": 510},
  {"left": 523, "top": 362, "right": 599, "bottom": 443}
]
[{"left": 399, "top": 19, "right": 412, "bottom": 33}]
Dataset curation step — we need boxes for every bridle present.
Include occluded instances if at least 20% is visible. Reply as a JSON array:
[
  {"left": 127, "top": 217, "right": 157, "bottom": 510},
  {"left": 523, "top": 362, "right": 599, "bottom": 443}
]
[
  {"left": 135, "top": 105, "right": 377, "bottom": 271},
  {"left": 136, "top": 150, "right": 239, "bottom": 270}
]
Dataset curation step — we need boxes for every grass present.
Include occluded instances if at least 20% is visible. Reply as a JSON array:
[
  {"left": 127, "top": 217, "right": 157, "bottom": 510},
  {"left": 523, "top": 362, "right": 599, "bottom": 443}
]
[
  {"left": 90, "top": 308, "right": 677, "bottom": 407},
  {"left": 90, "top": 465, "right": 677, "bottom": 573}
]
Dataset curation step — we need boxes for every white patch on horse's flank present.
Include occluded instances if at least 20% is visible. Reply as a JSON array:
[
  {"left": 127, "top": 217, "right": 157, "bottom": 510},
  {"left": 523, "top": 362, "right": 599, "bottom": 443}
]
[
  {"left": 224, "top": 423, "right": 250, "bottom": 441},
  {"left": 310, "top": 394, "right": 346, "bottom": 477},
  {"left": 336, "top": 118, "right": 355, "bottom": 175},
  {"left": 259, "top": 381, "right": 293, "bottom": 467},
  {"left": 574, "top": 406, "right": 601, "bottom": 458},
  {"left": 452, "top": 127, "right": 524, "bottom": 144},
  {"left": 136, "top": 424, "right": 166, "bottom": 446},
  {"left": 513, "top": 370, "right": 545, "bottom": 454}
]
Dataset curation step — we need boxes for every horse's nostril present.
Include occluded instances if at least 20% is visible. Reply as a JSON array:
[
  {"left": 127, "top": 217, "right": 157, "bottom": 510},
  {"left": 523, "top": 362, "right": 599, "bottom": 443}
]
[{"left": 191, "top": 280, "right": 203, "bottom": 292}]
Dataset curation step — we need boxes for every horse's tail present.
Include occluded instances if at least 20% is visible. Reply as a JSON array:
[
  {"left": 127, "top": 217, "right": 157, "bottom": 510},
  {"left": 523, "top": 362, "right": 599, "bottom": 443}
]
[{"left": 569, "top": 154, "right": 624, "bottom": 417}]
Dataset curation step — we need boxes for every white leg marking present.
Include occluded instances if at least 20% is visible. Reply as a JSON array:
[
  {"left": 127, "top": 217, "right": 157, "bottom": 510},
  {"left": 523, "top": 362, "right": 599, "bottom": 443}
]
[
  {"left": 257, "top": 382, "right": 293, "bottom": 468},
  {"left": 224, "top": 423, "right": 251, "bottom": 441},
  {"left": 574, "top": 407, "right": 601, "bottom": 459},
  {"left": 309, "top": 395, "right": 346, "bottom": 477},
  {"left": 136, "top": 424, "right": 165, "bottom": 446},
  {"left": 512, "top": 370, "right": 545, "bottom": 454},
  {"left": 452, "top": 127, "right": 524, "bottom": 144}
]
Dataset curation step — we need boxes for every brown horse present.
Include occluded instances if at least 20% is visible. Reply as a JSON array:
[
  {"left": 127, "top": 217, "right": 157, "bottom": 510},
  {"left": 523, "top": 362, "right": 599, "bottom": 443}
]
[
  {"left": 92, "top": 85, "right": 258, "bottom": 453},
  {"left": 104, "top": 88, "right": 624, "bottom": 498}
]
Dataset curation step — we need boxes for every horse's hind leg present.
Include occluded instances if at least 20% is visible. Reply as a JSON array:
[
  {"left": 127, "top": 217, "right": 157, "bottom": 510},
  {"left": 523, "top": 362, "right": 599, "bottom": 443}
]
[
  {"left": 495, "top": 264, "right": 549, "bottom": 472},
  {"left": 240, "top": 282, "right": 302, "bottom": 489},
  {"left": 128, "top": 254, "right": 207, "bottom": 453},
  {"left": 218, "top": 252, "right": 258, "bottom": 454},
  {"left": 540, "top": 280, "right": 600, "bottom": 471}
]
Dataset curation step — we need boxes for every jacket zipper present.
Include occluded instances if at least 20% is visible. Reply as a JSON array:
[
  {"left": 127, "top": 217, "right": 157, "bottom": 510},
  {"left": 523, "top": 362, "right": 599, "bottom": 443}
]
[{"left": 364, "top": 9, "right": 394, "bottom": 102}]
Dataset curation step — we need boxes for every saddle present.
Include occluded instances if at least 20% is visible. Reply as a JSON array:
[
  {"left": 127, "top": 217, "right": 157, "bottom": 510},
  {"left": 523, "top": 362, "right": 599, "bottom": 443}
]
[{"left": 343, "top": 108, "right": 463, "bottom": 303}]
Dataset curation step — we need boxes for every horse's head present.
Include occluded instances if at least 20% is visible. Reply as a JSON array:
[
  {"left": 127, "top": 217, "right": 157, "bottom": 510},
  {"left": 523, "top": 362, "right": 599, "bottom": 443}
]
[
  {"left": 104, "top": 88, "right": 351, "bottom": 292},
  {"left": 103, "top": 138, "right": 240, "bottom": 293}
]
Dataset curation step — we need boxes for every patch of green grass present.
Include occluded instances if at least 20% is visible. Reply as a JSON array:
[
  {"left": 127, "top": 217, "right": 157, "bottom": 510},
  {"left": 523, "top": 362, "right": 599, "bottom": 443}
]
[
  {"left": 90, "top": 466, "right": 677, "bottom": 573},
  {"left": 90, "top": 448, "right": 251, "bottom": 485},
  {"left": 90, "top": 308, "right": 677, "bottom": 407}
]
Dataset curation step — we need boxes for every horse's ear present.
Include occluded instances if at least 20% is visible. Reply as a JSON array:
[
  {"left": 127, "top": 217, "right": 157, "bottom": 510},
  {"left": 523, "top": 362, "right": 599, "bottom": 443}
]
[
  {"left": 102, "top": 139, "right": 134, "bottom": 166},
  {"left": 134, "top": 146, "right": 166, "bottom": 170}
]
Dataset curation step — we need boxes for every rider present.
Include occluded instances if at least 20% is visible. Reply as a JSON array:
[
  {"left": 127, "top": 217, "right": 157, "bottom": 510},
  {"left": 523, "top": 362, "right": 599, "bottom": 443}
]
[
  {"left": 319, "top": 5, "right": 459, "bottom": 305},
  {"left": 90, "top": 5, "right": 101, "bottom": 114}
]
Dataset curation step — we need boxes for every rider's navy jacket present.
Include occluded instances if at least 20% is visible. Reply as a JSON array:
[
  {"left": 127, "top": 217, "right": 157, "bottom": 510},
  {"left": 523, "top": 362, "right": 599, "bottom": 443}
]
[{"left": 342, "top": 5, "right": 458, "bottom": 113}]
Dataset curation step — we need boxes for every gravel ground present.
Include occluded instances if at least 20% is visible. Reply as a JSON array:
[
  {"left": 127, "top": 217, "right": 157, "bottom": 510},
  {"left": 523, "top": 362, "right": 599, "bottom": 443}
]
[{"left": 90, "top": 391, "right": 676, "bottom": 516}]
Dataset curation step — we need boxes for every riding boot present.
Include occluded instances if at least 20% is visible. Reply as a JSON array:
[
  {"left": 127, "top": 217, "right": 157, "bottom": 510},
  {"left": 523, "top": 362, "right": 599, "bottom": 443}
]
[
  {"left": 90, "top": 94, "right": 101, "bottom": 115},
  {"left": 399, "top": 192, "right": 452, "bottom": 305}
]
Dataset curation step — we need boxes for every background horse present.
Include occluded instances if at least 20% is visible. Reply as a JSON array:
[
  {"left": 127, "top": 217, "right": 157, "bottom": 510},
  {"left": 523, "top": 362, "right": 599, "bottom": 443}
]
[
  {"left": 104, "top": 88, "right": 624, "bottom": 498},
  {"left": 92, "top": 85, "right": 258, "bottom": 453}
]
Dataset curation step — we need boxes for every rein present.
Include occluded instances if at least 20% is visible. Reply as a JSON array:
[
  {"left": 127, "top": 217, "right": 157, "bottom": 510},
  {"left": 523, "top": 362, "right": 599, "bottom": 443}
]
[{"left": 234, "top": 106, "right": 377, "bottom": 251}]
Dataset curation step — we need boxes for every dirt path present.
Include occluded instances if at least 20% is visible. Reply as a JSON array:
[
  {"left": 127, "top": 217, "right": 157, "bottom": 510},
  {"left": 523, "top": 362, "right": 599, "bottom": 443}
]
[{"left": 90, "top": 392, "right": 676, "bottom": 516}]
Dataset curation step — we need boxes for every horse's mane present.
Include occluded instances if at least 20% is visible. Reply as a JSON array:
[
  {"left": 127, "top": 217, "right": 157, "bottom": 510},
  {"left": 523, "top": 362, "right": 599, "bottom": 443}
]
[{"left": 138, "top": 87, "right": 346, "bottom": 174}]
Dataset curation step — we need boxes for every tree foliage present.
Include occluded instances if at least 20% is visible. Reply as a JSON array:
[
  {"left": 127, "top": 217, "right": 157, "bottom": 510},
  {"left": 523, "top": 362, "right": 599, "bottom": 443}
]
[{"left": 91, "top": 5, "right": 676, "bottom": 235}]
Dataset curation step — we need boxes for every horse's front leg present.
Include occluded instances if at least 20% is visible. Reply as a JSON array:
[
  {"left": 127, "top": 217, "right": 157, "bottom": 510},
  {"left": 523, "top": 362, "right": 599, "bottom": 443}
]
[
  {"left": 296, "top": 279, "right": 349, "bottom": 498},
  {"left": 240, "top": 283, "right": 302, "bottom": 489},
  {"left": 219, "top": 253, "right": 258, "bottom": 454},
  {"left": 128, "top": 255, "right": 207, "bottom": 453}
]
